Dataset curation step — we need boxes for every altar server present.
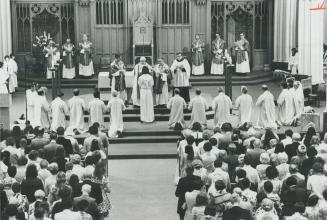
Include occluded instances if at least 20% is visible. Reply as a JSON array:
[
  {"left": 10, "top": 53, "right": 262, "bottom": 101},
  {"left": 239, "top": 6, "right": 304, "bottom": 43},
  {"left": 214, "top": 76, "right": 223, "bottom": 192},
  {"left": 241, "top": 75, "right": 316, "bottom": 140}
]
[
  {"left": 68, "top": 89, "right": 85, "bottom": 131},
  {"left": 293, "top": 81, "right": 304, "bottom": 120},
  {"left": 87, "top": 91, "right": 107, "bottom": 127},
  {"left": 235, "top": 86, "right": 253, "bottom": 125},
  {"left": 256, "top": 85, "right": 277, "bottom": 129},
  {"left": 107, "top": 91, "right": 126, "bottom": 138},
  {"left": 110, "top": 54, "right": 126, "bottom": 102},
  {"left": 212, "top": 87, "right": 232, "bottom": 127},
  {"left": 154, "top": 58, "right": 170, "bottom": 106},
  {"left": 62, "top": 38, "right": 75, "bottom": 79},
  {"left": 132, "top": 57, "right": 152, "bottom": 106},
  {"left": 234, "top": 33, "right": 250, "bottom": 74},
  {"left": 138, "top": 66, "right": 154, "bottom": 123},
  {"left": 167, "top": 89, "right": 187, "bottom": 129},
  {"left": 277, "top": 83, "right": 295, "bottom": 126},
  {"left": 51, "top": 92, "right": 69, "bottom": 131}
]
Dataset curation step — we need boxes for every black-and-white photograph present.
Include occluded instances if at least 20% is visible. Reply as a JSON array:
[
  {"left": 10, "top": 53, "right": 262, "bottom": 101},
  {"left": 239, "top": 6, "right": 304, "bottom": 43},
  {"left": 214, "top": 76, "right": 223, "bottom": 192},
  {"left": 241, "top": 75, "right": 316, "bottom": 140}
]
[{"left": 0, "top": 0, "right": 327, "bottom": 219}]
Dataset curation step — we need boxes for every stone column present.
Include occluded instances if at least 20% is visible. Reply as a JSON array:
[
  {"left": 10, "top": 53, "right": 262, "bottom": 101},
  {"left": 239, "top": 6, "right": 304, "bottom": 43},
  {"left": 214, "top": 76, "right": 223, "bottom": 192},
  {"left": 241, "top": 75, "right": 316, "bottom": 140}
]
[
  {"left": 273, "top": 0, "right": 297, "bottom": 62},
  {"left": 0, "top": 0, "right": 12, "bottom": 60}
]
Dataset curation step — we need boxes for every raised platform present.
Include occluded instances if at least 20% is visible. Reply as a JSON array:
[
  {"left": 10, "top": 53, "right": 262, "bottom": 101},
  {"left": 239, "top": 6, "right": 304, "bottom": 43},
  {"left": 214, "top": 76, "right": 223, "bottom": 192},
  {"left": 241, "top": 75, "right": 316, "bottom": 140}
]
[{"left": 18, "top": 71, "right": 274, "bottom": 88}]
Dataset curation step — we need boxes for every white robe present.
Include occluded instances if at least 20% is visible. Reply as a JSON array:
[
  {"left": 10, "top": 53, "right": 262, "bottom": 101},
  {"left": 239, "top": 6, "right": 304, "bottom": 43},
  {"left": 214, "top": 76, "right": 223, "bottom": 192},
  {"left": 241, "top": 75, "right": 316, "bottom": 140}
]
[
  {"left": 138, "top": 74, "right": 154, "bottom": 122},
  {"left": 288, "top": 53, "right": 299, "bottom": 75},
  {"left": 277, "top": 89, "right": 295, "bottom": 125},
  {"left": 51, "top": 97, "right": 69, "bottom": 131},
  {"left": 170, "top": 59, "right": 191, "bottom": 87},
  {"left": 154, "top": 63, "right": 169, "bottom": 105},
  {"left": 235, "top": 93, "right": 253, "bottom": 125},
  {"left": 0, "top": 68, "right": 9, "bottom": 94},
  {"left": 68, "top": 96, "right": 85, "bottom": 131},
  {"left": 212, "top": 93, "right": 232, "bottom": 127},
  {"left": 87, "top": 98, "right": 107, "bottom": 127},
  {"left": 167, "top": 94, "right": 187, "bottom": 128},
  {"left": 34, "top": 95, "right": 50, "bottom": 129},
  {"left": 7, "top": 59, "right": 18, "bottom": 93},
  {"left": 26, "top": 89, "right": 38, "bottom": 126},
  {"left": 256, "top": 91, "right": 277, "bottom": 129},
  {"left": 107, "top": 97, "right": 126, "bottom": 138},
  {"left": 188, "top": 95, "right": 209, "bottom": 126},
  {"left": 132, "top": 63, "right": 152, "bottom": 106},
  {"left": 294, "top": 85, "right": 304, "bottom": 119}
]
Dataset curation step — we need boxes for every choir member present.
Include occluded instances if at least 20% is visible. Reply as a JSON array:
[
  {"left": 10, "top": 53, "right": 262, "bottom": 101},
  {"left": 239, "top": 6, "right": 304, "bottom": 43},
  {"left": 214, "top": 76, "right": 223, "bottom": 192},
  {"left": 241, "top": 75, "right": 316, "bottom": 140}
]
[
  {"left": 110, "top": 54, "right": 126, "bottom": 102},
  {"left": 44, "top": 40, "right": 60, "bottom": 79},
  {"left": 0, "top": 62, "right": 9, "bottom": 94},
  {"left": 235, "top": 86, "right": 253, "bottom": 126},
  {"left": 154, "top": 58, "right": 170, "bottom": 107},
  {"left": 211, "top": 33, "right": 225, "bottom": 75},
  {"left": 191, "top": 34, "right": 205, "bottom": 76},
  {"left": 212, "top": 87, "right": 232, "bottom": 127},
  {"left": 277, "top": 83, "right": 295, "bottom": 126},
  {"left": 62, "top": 38, "right": 76, "bottom": 79},
  {"left": 256, "top": 85, "right": 277, "bottom": 129},
  {"left": 132, "top": 57, "right": 152, "bottom": 106},
  {"left": 288, "top": 48, "right": 299, "bottom": 75},
  {"left": 68, "top": 89, "right": 85, "bottom": 132},
  {"left": 87, "top": 91, "right": 107, "bottom": 128},
  {"left": 79, "top": 34, "right": 94, "bottom": 78},
  {"left": 167, "top": 89, "right": 187, "bottom": 129},
  {"left": 51, "top": 92, "right": 69, "bottom": 132},
  {"left": 234, "top": 33, "right": 250, "bottom": 74},
  {"left": 138, "top": 66, "right": 154, "bottom": 123},
  {"left": 107, "top": 90, "right": 126, "bottom": 138},
  {"left": 188, "top": 88, "right": 209, "bottom": 128}
]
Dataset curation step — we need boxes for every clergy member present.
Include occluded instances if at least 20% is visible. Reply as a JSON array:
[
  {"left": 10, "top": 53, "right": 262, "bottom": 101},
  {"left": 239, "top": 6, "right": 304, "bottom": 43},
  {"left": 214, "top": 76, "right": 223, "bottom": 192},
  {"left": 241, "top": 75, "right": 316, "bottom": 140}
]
[
  {"left": 256, "top": 85, "right": 277, "bottom": 129},
  {"left": 0, "top": 62, "right": 9, "bottom": 94},
  {"left": 191, "top": 34, "right": 205, "bottom": 76},
  {"left": 293, "top": 81, "right": 304, "bottom": 121},
  {"left": 170, "top": 53, "right": 191, "bottom": 103},
  {"left": 87, "top": 91, "right": 107, "bottom": 128},
  {"left": 43, "top": 40, "right": 60, "bottom": 79},
  {"left": 107, "top": 90, "right": 126, "bottom": 138},
  {"left": 211, "top": 33, "right": 225, "bottom": 75},
  {"left": 79, "top": 34, "right": 94, "bottom": 78},
  {"left": 288, "top": 48, "right": 299, "bottom": 75},
  {"left": 138, "top": 66, "right": 154, "bottom": 123},
  {"left": 34, "top": 89, "right": 51, "bottom": 130},
  {"left": 212, "top": 87, "right": 232, "bottom": 127},
  {"left": 132, "top": 57, "right": 152, "bottom": 106},
  {"left": 235, "top": 86, "right": 253, "bottom": 126},
  {"left": 62, "top": 38, "right": 75, "bottom": 79},
  {"left": 154, "top": 58, "right": 170, "bottom": 107},
  {"left": 277, "top": 83, "right": 295, "bottom": 126},
  {"left": 26, "top": 83, "right": 37, "bottom": 126},
  {"left": 110, "top": 54, "right": 126, "bottom": 102},
  {"left": 188, "top": 88, "right": 209, "bottom": 128},
  {"left": 51, "top": 92, "right": 69, "bottom": 131},
  {"left": 68, "top": 89, "right": 85, "bottom": 132},
  {"left": 167, "top": 89, "right": 187, "bottom": 129},
  {"left": 234, "top": 33, "right": 250, "bottom": 74}
]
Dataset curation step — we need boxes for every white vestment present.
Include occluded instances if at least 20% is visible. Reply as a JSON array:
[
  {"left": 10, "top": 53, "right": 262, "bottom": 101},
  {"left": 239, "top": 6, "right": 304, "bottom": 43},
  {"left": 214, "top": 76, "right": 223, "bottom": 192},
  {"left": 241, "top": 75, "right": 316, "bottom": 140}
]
[
  {"left": 26, "top": 89, "right": 38, "bottom": 126},
  {"left": 288, "top": 53, "right": 299, "bottom": 75},
  {"left": 51, "top": 97, "right": 69, "bottom": 131},
  {"left": 107, "top": 97, "right": 126, "bottom": 138},
  {"left": 212, "top": 93, "right": 232, "bottom": 127},
  {"left": 88, "top": 98, "right": 107, "bottom": 127},
  {"left": 256, "top": 91, "right": 277, "bottom": 129},
  {"left": 7, "top": 59, "right": 18, "bottom": 93},
  {"left": 170, "top": 59, "right": 191, "bottom": 87},
  {"left": 132, "top": 63, "right": 152, "bottom": 106},
  {"left": 154, "top": 63, "right": 169, "bottom": 105},
  {"left": 277, "top": 89, "right": 295, "bottom": 125},
  {"left": 293, "top": 84, "right": 304, "bottom": 119},
  {"left": 34, "top": 95, "right": 51, "bottom": 129},
  {"left": 188, "top": 95, "right": 209, "bottom": 126},
  {"left": 167, "top": 94, "right": 187, "bottom": 128},
  {"left": 0, "top": 68, "right": 9, "bottom": 94},
  {"left": 235, "top": 93, "right": 253, "bottom": 125},
  {"left": 138, "top": 74, "right": 154, "bottom": 122},
  {"left": 68, "top": 96, "right": 85, "bottom": 131}
]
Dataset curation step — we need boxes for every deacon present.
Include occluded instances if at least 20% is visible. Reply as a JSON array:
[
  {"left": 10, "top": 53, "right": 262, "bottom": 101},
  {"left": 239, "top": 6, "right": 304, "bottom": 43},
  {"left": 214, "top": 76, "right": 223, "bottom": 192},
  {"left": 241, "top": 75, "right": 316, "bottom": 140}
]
[
  {"left": 68, "top": 89, "right": 86, "bottom": 132},
  {"left": 88, "top": 91, "right": 107, "bottom": 127},
  {"left": 43, "top": 40, "right": 60, "bottom": 79},
  {"left": 256, "top": 85, "right": 277, "bottom": 129},
  {"left": 107, "top": 91, "right": 126, "bottom": 138},
  {"left": 212, "top": 87, "right": 232, "bottom": 127},
  {"left": 191, "top": 34, "right": 205, "bottom": 76},
  {"left": 132, "top": 57, "right": 152, "bottom": 106},
  {"left": 26, "top": 83, "right": 37, "bottom": 126},
  {"left": 0, "top": 62, "right": 9, "bottom": 94},
  {"left": 62, "top": 38, "right": 75, "bottom": 79},
  {"left": 211, "top": 33, "right": 225, "bottom": 75},
  {"left": 110, "top": 54, "right": 126, "bottom": 102},
  {"left": 188, "top": 88, "right": 209, "bottom": 128},
  {"left": 170, "top": 53, "right": 191, "bottom": 103},
  {"left": 34, "top": 88, "right": 51, "bottom": 130},
  {"left": 138, "top": 66, "right": 154, "bottom": 123},
  {"left": 234, "top": 33, "right": 250, "bottom": 74},
  {"left": 154, "top": 58, "right": 170, "bottom": 107},
  {"left": 235, "top": 86, "right": 253, "bottom": 126},
  {"left": 79, "top": 34, "right": 94, "bottom": 78},
  {"left": 277, "top": 83, "right": 295, "bottom": 126},
  {"left": 51, "top": 92, "right": 69, "bottom": 131},
  {"left": 167, "top": 89, "right": 187, "bottom": 129}
]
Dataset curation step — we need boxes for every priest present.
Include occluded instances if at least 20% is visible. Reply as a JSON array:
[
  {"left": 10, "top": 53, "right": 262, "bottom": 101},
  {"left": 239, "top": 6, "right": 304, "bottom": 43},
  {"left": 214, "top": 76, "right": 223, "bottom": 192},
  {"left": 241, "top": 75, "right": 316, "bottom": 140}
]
[
  {"left": 188, "top": 88, "right": 209, "bottom": 128},
  {"left": 51, "top": 92, "right": 69, "bottom": 131},
  {"left": 132, "top": 57, "right": 152, "bottom": 106},
  {"left": 211, "top": 33, "right": 225, "bottom": 75},
  {"left": 43, "top": 40, "right": 60, "bottom": 79},
  {"left": 167, "top": 89, "right": 187, "bottom": 129},
  {"left": 68, "top": 89, "right": 85, "bottom": 132},
  {"left": 234, "top": 86, "right": 253, "bottom": 126},
  {"left": 212, "top": 87, "right": 232, "bottom": 127},
  {"left": 234, "top": 33, "right": 250, "bottom": 74},
  {"left": 191, "top": 34, "right": 205, "bottom": 76},
  {"left": 277, "top": 83, "right": 295, "bottom": 126},
  {"left": 62, "top": 38, "right": 75, "bottom": 79},
  {"left": 154, "top": 57, "right": 170, "bottom": 107},
  {"left": 170, "top": 53, "right": 191, "bottom": 103},
  {"left": 87, "top": 91, "right": 107, "bottom": 128},
  {"left": 107, "top": 90, "right": 126, "bottom": 138},
  {"left": 138, "top": 66, "right": 154, "bottom": 123},
  {"left": 256, "top": 85, "right": 277, "bottom": 129},
  {"left": 110, "top": 54, "right": 126, "bottom": 102},
  {"left": 78, "top": 34, "right": 94, "bottom": 78}
]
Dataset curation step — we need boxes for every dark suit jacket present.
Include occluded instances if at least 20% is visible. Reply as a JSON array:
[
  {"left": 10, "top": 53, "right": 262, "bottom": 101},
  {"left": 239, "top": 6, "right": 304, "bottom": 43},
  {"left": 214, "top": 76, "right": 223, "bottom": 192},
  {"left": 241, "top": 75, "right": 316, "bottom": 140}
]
[
  {"left": 285, "top": 142, "right": 300, "bottom": 163},
  {"left": 222, "top": 206, "right": 253, "bottom": 220},
  {"left": 175, "top": 175, "right": 201, "bottom": 214},
  {"left": 44, "top": 141, "right": 62, "bottom": 162},
  {"left": 56, "top": 136, "right": 74, "bottom": 156},
  {"left": 73, "top": 194, "right": 100, "bottom": 218},
  {"left": 31, "top": 137, "right": 50, "bottom": 151},
  {"left": 82, "top": 180, "right": 103, "bottom": 205}
]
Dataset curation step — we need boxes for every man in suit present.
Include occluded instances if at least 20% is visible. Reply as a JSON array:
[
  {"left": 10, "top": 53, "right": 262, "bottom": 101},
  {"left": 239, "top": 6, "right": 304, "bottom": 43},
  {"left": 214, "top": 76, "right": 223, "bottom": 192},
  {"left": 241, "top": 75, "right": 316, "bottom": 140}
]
[
  {"left": 56, "top": 126, "right": 73, "bottom": 156},
  {"left": 175, "top": 165, "right": 201, "bottom": 220},
  {"left": 222, "top": 193, "right": 253, "bottom": 220},
  {"left": 73, "top": 184, "right": 100, "bottom": 219},
  {"left": 44, "top": 132, "right": 62, "bottom": 162},
  {"left": 285, "top": 133, "right": 301, "bottom": 163},
  {"left": 31, "top": 126, "right": 50, "bottom": 151}
]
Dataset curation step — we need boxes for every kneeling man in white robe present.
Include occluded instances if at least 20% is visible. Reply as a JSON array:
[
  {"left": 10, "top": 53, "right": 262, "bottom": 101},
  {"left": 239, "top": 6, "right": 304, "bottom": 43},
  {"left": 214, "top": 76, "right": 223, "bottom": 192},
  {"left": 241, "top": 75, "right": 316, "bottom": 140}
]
[
  {"left": 212, "top": 87, "right": 232, "bottom": 127},
  {"left": 87, "top": 91, "right": 107, "bottom": 128},
  {"left": 188, "top": 88, "right": 209, "bottom": 127},
  {"left": 167, "top": 89, "right": 187, "bottom": 129},
  {"left": 108, "top": 91, "right": 126, "bottom": 138},
  {"left": 68, "top": 89, "right": 85, "bottom": 132},
  {"left": 235, "top": 86, "right": 253, "bottom": 126},
  {"left": 138, "top": 66, "right": 154, "bottom": 123},
  {"left": 51, "top": 92, "right": 69, "bottom": 131},
  {"left": 256, "top": 85, "right": 277, "bottom": 129},
  {"left": 277, "top": 83, "right": 295, "bottom": 126}
]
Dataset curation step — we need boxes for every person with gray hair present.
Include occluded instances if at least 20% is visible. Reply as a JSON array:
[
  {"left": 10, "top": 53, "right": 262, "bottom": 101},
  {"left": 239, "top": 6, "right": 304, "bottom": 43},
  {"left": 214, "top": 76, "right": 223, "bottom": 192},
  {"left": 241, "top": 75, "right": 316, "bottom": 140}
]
[
  {"left": 107, "top": 90, "right": 126, "bottom": 138},
  {"left": 222, "top": 192, "right": 252, "bottom": 220},
  {"left": 73, "top": 184, "right": 100, "bottom": 218},
  {"left": 212, "top": 87, "right": 232, "bottom": 127},
  {"left": 235, "top": 86, "right": 253, "bottom": 126}
]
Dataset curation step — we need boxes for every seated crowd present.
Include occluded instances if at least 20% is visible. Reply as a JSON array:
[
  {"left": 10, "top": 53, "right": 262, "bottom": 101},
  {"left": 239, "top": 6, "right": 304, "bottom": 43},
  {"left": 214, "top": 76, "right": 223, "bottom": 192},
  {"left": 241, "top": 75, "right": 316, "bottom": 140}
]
[
  {"left": 0, "top": 123, "right": 111, "bottom": 220},
  {"left": 175, "top": 122, "right": 327, "bottom": 220}
]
